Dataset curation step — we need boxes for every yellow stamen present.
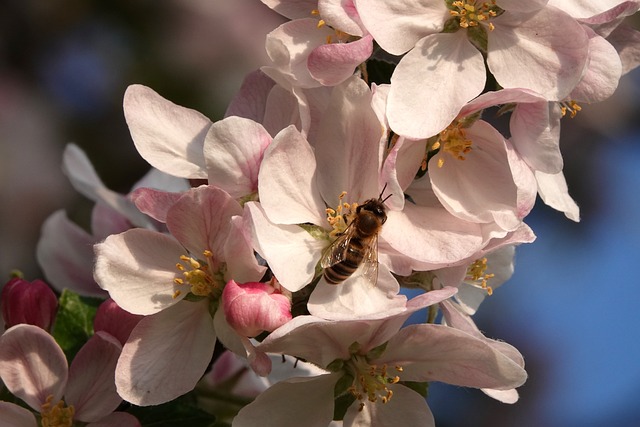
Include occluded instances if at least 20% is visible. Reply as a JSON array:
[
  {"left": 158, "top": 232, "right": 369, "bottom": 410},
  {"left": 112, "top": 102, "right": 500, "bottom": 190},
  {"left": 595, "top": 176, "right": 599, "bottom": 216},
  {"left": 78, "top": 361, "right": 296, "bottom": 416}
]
[
  {"left": 435, "top": 123, "right": 473, "bottom": 168},
  {"left": 41, "top": 396, "right": 74, "bottom": 427},
  {"left": 466, "top": 257, "right": 495, "bottom": 295},
  {"left": 449, "top": 0, "right": 499, "bottom": 30}
]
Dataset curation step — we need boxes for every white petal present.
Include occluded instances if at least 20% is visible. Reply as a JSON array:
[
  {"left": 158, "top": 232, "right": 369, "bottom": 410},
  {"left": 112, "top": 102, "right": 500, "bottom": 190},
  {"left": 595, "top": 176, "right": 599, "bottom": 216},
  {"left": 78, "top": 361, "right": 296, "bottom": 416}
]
[
  {"left": 123, "top": 85, "right": 210, "bottom": 179},
  {"left": 344, "top": 384, "right": 435, "bottom": 427},
  {"left": 258, "top": 126, "right": 326, "bottom": 225},
  {"left": 116, "top": 300, "right": 216, "bottom": 406},
  {"left": 225, "top": 69, "right": 276, "bottom": 122},
  {"left": 388, "top": 33, "right": 486, "bottom": 139},
  {"left": 245, "top": 202, "right": 324, "bottom": 292},
  {"left": 308, "top": 265, "right": 406, "bottom": 320},
  {"left": 535, "top": 170, "right": 580, "bottom": 221},
  {"left": 233, "top": 374, "right": 340, "bottom": 427},
  {"left": 94, "top": 229, "right": 187, "bottom": 315}
]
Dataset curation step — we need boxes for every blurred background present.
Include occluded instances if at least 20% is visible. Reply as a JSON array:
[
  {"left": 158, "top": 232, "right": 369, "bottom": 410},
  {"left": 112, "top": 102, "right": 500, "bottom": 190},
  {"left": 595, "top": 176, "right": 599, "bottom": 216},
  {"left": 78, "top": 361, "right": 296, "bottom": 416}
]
[{"left": 1, "top": 1, "right": 638, "bottom": 426}]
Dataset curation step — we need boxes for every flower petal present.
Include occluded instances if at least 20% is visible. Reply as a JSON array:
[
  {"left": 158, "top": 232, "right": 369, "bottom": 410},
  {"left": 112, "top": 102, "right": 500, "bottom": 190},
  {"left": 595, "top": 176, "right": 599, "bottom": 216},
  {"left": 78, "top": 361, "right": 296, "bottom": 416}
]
[
  {"left": 380, "top": 324, "right": 527, "bottom": 390},
  {"left": 36, "top": 210, "right": 106, "bottom": 298},
  {"left": 258, "top": 126, "right": 326, "bottom": 225},
  {"left": 0, "top": 402, "right": 38, "bottom": 427},
  {"left": 308, "top": 35, "right": 373, "bottom": 86},
  {"left": 166, "top": 186, "right": 242, "bottom": 260},
  {"left": 225, "top": 69, "right": 276, "bottom": 122},
  {"left": 233, "top": 374, "right": 340, "bottom": 427},
  {"left": 0, "top": 324, "right": 67, "bottom": 410},
  {"left": 66, "top": 332, "right": 122, "bottom": 422},
  {"left": 115, "top": 300, "right": 216, "bottom": 406},
  {"left": 535, "top": 170, "right": 580, "bottom": 221},
  {"left": 123, "top": 85, "right": 210, "bottom": 179},
  {"left": 388, "top": 32, "right": 486, "bottom": 139},
  {"left": 128, "top": 187, "right": 184, "bottom": 224},
  {"left": 203, "top": 116, "right": 272, "bottom": 199},
  {"left": 488, "top": 8, "right": 589, "bottom": 101},
  {"left": 344, "top": 383, "right": 434, "bottom": 427},
  {"left": 245, "top": 202, "right": 324, "bottom": 292},
  {"left": 94, "top": 229, "right": 187, "bottom": 315}
]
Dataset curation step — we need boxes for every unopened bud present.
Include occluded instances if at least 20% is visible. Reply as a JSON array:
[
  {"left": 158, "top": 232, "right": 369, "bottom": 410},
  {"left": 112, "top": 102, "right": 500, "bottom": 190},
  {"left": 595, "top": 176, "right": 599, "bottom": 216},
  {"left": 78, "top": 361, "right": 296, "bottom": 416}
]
[
  {"left": 1, "top": 277, "right": 58, "bottom": 331},
  {"left": 222, "top": 280, "right": 292, "bottom": 337}
]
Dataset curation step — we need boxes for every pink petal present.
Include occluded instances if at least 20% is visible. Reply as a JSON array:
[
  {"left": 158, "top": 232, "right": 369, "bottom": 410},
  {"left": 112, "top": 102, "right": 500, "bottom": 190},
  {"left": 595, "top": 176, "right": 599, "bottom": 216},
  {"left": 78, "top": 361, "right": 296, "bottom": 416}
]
[
  {"left": 308, "top": 35, "right": 373, "bottom": 86},
  {"left": 608, "top": 24, "right": 640, "bottom": 75},
  {"left": 0, "top": 324, "right": 67, "bottom": 410},
  {"left": 129, "top": 187, "right": 184, "bottom": 223},
  {"left": 224, "top": 216, "right": 268, "bottom": 284},
  {"left": 261, "top": 0, "right": 319, "bottom": 20},
  {"left": 0, "top": 402, "right": 38, "bottom": 427},
  {"left": 66, "top": 332, "right": 122, "bottom": 422},
  {"left": 203, "top": 116, "right": 272, "bottom": 199},
  {"left": 388, "top": 32, "right": 486, "bottom": 139},
  {"left": 123, "top": 85, "right": 210, "bottom": 179},
  {"left": 318, "top": 0, "right": 365, "bottom": 36},
  {"left": 166, "top": 186, "right": 242, "bottom": 260},
  {"left": 94, "top": 229, "right": 187, "bottom": 315},
  {"left": 258, "top": 126, "right": 326, "bottom": 226},
  {"left": 36, "top": 210, "right": 106, "bottom": 298},
  {"left": 115, "top": 300, "right": 216, "bottom": 406},
  {"left": 233, "top": 374, "right": 340, "bottom": 427},
  {"left": 225, "top": 69, "right": 276, "bottom": 122}
]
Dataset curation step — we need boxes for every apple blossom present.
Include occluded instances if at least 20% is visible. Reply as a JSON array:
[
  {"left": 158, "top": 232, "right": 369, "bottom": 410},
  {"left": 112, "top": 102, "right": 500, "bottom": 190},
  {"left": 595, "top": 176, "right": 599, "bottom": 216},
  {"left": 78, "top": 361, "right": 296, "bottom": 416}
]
[
  {"left": 356, "top": 0, "right": 590, "bottom": 138},
  {"left": 233, "top": 290, "right": 526, "bottom": 427},
  {"left": 94, "top": 185, "right": 265, "bottom": 405},
  {"left": 0, "top": 324, "right": 139, "bottom": 426}
]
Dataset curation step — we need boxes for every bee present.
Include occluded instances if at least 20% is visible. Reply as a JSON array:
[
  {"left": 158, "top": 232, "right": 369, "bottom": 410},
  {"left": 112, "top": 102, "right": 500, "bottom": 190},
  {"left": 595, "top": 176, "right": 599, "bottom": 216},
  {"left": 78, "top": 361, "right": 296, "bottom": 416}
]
[{"left": 321, "top": 186, "right": 391, "bottom": 285}]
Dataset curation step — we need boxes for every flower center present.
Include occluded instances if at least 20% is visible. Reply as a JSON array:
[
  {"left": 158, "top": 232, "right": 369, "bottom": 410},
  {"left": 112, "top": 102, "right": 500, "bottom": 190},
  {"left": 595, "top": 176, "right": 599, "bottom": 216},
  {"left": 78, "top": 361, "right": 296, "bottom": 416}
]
[
  {"left": 40, "top": 396, "right": 74, "bottom": 427},
  {"left": 432, "top": 123, "right": 473, "bottom": 167},
  {"left": 173, "top": 250, "right": 225, "bottom": 298},
  {"left": 345, "top": 354, "right": 403, "bottom": 409},
  {"left": 448, "top": 0, "right": 500, "bottom": 31},
  {"left": 465, "top": 257, "right": 495, "bottom": 295},
  {"left": 325, "top": 191, "right": 358, "bottom": 238}
]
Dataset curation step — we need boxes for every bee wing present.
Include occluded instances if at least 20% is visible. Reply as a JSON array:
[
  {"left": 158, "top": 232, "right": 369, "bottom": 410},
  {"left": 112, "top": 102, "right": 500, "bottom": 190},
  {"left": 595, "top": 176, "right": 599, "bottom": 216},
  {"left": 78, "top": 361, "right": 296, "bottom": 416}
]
[
  {"left": 320, "top": 223, "right": 355, "bottom": 268},
  {"left": 359, "top": 233, "right": 379, "bottom": 286}
]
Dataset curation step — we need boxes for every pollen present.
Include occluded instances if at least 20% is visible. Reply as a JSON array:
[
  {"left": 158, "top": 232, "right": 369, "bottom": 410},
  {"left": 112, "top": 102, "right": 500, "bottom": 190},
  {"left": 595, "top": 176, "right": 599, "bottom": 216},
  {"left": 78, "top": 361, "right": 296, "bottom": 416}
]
[
  {"left": 326, "top": 191, "right": 357, "bottom": 237},
  {"left": 449, "top": 0, "right": 499, "bottom": 30},
  {"left": 346, "top": 355, "right": 403, "bottom": 408},
  {"left": 435, "top": 123, "right": 473, "bottom": 167},
  {"left": 560, "top": 100, "right": 582, "bottom": 118},
  {"left": 466, "top": 257, "right": 495, "bottom": 295},
  {"left": 41, "top": 395, "right": 74, "bottom": 427},
  {"left": 174, "top": 250, "right": 221, "bottom": 297}
]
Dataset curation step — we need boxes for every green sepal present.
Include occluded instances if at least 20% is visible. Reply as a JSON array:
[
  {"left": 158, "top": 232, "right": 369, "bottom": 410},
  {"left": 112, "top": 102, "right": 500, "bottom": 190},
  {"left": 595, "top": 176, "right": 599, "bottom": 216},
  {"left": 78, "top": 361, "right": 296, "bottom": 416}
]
[
  {"left": 333, "top": 392, "right": 357, "bottom": 421},
  {"left": 366, "top": 341, "right": 388, "bottom": 361},
  {"left": 50, "top": 289, "right": 102, "bottom": 360}
]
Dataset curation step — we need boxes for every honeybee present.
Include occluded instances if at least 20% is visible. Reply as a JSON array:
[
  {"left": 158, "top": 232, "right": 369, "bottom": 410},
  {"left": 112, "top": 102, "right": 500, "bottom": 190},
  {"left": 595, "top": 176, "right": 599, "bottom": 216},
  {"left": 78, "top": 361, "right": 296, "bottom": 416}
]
[{"left": 321, "top": 187, "right": 391, "bottom": 285}]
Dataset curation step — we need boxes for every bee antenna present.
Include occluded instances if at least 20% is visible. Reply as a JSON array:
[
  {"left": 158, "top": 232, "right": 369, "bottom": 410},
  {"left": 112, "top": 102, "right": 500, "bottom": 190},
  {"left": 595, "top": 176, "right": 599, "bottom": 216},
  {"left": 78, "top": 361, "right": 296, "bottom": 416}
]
[{"left": 378, "top": 183, "right": 392, "bottom": 203}]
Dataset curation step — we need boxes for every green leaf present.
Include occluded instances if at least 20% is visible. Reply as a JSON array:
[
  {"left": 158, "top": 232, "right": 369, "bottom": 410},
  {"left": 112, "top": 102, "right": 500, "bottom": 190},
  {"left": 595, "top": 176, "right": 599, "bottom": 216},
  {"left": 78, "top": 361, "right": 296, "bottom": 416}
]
[{"left": 51, "top": 289, "right": 102, "bottom": 360}]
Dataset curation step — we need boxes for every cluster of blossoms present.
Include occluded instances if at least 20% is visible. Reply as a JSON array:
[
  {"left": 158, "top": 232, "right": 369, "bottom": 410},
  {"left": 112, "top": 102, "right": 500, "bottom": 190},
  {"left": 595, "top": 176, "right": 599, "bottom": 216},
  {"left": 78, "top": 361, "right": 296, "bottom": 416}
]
[{"left": 2, "top": 1, "right": 640, "bottom": 426}]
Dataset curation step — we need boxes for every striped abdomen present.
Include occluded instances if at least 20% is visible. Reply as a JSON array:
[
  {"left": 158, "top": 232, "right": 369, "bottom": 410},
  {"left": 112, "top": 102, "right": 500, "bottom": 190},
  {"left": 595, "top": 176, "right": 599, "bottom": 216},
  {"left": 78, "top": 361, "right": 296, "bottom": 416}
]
[{"left": 323, "top": 237, "right": 367, "bottom": 284}]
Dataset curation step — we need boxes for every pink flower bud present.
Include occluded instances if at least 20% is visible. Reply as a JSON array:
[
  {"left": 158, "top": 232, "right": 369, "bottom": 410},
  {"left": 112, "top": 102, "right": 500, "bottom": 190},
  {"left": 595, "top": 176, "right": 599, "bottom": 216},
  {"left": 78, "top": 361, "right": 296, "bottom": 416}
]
[
  {"left": 222, "top": 280, "right": 292, "bottom": 337},
  {"left": 94, "top": 298, "right": 143, "bottom": 345},
  {"left": 1, "top": 277, "right": 58, "bottom": 331}
]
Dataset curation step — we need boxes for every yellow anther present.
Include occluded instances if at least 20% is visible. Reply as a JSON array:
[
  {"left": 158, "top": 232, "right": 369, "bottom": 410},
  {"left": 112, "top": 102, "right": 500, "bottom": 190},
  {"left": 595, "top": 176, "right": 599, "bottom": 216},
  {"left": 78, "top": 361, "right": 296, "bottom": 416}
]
[
  {"left": 311, "top": 9, "right": 320, "bottom": 16},
  {"left": 173, "top": 278, "right": 184, "bottom": 285},
  {"left": 317, "top": 19, "right": 326, "bottom": 28},
  {"left": 203, "top": 249, "right": 213, "bottom": 258},
  {"left": 172, "top": 290, "right": 181, "bottom": 299},
  {"left": 41, "top": 396, "right": 74, "bottom": 427},
  {"left": 466, "top": 257, "right": 495, "bottom": 294}
]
